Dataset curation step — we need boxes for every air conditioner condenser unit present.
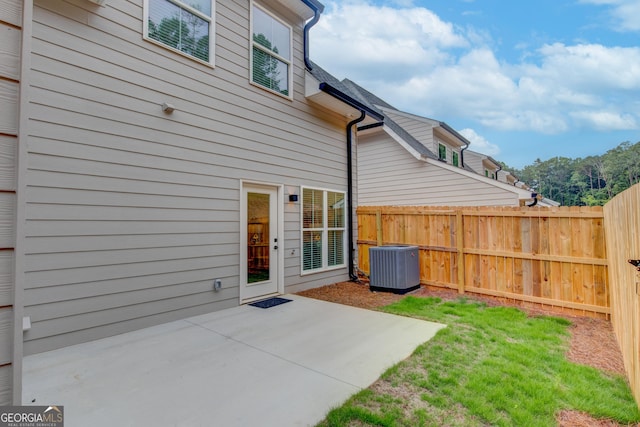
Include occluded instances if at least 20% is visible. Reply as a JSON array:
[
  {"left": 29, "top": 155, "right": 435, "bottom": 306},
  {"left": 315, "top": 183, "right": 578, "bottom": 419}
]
[{"left": 369, "top": 245, "right": 420, "bottom": 294}]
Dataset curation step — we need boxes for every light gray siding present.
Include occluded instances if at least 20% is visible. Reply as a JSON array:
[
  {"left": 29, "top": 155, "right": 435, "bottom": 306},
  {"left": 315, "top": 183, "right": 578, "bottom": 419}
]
[
  {"left": 0, "top": 135, "right": 16, "bottom": 188},
  {"left": 384, "top": 109, "right": 438, "bottom": 153},
  {"left": 358, "top": 132, "right": 519, "bottom": 206},
  {"left": 465, "top": 151, "right": 497, "bottom": 177},
  {"left": 0, "top": 364, "right": 9, "bottom": 404},
  {"left": 0, "top": 80, "right": 17, "bottom": 135},
  {"left": 0, "top": 0, "right": 22, "bottom": 27},
  {"left": 464, "top": 151, "right": 485, "bottom": 176},
  {"left": 0, "top": 0, "right": 20, "bottom": 405},
  {"left": 22, "top": 0, "right": 351, "bottom": 354}
]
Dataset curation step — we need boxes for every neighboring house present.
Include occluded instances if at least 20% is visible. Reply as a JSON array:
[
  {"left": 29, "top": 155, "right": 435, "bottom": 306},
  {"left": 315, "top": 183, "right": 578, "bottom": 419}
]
[
  {"left": 499, "top": 170, "right": 520, "bottom": 186},
  {"left": 0, "top": 0, "right": 383, "bottom": 403},
  {"left": 464, "top": 150, "right": 502, "bottom": 180},
  {"left": 326, "top": 80, "right": 557, "bottom": 207}
]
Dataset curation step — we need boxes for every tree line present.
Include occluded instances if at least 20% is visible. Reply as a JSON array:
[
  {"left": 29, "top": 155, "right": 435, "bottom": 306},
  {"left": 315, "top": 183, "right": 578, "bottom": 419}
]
[{"left": 503, "top": 141, "right": 640, "bottom": 206}]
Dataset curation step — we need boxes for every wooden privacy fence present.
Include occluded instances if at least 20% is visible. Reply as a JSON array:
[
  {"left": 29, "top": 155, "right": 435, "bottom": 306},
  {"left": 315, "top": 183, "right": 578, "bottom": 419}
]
[
  {"left": 604, "top": 183, "right": 640, "bottom": 407},
  {"left": 357, "top": 205, "right": 609, "bottom": 317}
]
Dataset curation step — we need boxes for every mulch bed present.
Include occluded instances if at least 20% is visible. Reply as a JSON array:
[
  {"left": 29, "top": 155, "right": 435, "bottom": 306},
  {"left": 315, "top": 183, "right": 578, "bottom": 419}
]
[{"left": 296, "top": 281, "right": 636, "bottom": 427}]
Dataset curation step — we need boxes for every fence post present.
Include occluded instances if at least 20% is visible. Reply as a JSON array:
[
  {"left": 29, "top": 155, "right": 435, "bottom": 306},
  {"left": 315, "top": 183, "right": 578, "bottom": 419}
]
[
  {"left": 456, "top": 209, "right": 465, "bottom": 294},
  {"left": 376, "top": 209, "right": 383, "bottom": 247}
]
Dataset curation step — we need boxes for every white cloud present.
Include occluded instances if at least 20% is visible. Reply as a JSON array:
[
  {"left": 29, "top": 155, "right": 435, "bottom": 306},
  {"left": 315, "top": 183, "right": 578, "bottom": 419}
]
[
  {"left": 580, "top": 0, "right": 640, "bottom": 31},
  {"left": 459, "top": 129, "right": 501, "bottom": 155},
  {"left": 532, "top": 43, "right": 640, "bottom": 91},
  {"left": 311, "top": 1, "right": 640, "bottom": 138},
  {"left": 570, "top": 110, "right": 639, "bottom": 130},
  {"left": 311, "top": 1, "right": 467, "bottom": 83}
]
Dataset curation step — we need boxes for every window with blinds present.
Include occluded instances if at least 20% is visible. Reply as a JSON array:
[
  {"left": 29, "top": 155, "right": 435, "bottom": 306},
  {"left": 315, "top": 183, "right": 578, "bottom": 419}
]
[
  {"left": 302, "top": 188, "right": 346, "bottom": 273},
  {"left": 144, "top": 0, "right": 214, "bottom": 64},
  {"left": 251, "top": 3, "right": 292, "bottom": 97}
]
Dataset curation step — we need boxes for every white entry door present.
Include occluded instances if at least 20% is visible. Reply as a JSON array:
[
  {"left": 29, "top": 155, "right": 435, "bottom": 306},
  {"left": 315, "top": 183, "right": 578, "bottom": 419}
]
[{"left": 240, "top": 183, "right": 281, "bottom": 302}]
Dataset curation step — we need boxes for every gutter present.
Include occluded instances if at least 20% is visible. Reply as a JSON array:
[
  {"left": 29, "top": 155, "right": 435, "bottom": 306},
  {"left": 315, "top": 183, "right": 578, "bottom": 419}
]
[
  {"left": 318, "top": 83, "right": 384, "bottom": 120},
  {"left": 301, "top": 0, "right": 325, "bottom": 70},
  {"left": 301, "top": 1, "right": 384, "bottom": 281},
  {"left": 318, "top": 84, "right": 384, "bottom": 281}
]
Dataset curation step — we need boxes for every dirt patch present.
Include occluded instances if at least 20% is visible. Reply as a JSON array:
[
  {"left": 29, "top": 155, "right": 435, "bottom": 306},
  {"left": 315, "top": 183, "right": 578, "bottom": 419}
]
[{"left": 296, "top": 281, "right": 634, "bottom": 427}]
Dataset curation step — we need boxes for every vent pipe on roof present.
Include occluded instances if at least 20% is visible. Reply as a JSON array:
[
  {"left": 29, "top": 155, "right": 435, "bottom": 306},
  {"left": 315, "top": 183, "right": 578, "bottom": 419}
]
[{"left": 301, "top": 0, "right": 324, "bottom": 70}]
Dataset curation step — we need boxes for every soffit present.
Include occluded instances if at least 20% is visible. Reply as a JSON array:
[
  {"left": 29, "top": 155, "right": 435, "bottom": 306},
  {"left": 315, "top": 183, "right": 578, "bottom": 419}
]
[{"left": 259, "top": 0, "right": 316, "bottom": 21}]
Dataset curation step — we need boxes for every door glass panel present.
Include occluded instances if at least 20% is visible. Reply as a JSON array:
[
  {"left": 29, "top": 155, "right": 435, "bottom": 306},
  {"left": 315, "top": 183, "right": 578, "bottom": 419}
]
[{"left": 247, "top": 192, "right": 270, "bottom": 283}]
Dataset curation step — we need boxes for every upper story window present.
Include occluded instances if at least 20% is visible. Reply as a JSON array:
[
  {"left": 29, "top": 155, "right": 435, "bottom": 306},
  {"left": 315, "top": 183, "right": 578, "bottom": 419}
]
[
  {"left": 452, "top": 151, "right": 459, "bottom": 167},
  {"left": 251, "top": 3, "right": 292, "bottom": 97},
  {"left": 144, "top": 0, "right": 215, "bottom": 65},
  {"left": 438, "top": 143, "right": 447, "bottom": 161}
]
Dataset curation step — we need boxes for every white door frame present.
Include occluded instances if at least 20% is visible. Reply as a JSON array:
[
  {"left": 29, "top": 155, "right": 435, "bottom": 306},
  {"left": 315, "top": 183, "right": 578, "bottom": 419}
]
[{"left": 239, "top": 181, "right": 285, "bottom": 303}]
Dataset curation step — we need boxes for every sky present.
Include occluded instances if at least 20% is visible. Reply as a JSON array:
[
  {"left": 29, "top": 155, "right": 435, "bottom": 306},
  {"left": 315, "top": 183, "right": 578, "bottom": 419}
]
[{"left": 309, "top": 0, "right": 640, "bottom": 169}]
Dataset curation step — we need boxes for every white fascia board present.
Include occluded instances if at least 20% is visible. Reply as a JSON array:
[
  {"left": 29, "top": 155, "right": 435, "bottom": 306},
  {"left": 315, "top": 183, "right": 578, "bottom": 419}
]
[
  {"left": 425, "top": 158, "right": 536, "bottom": 199},
  {"left": 377, "top": 106, "right": 439, "bottom": 126},
  {"left": 383, "top": 125, "right": 427, "bottom": 161}
]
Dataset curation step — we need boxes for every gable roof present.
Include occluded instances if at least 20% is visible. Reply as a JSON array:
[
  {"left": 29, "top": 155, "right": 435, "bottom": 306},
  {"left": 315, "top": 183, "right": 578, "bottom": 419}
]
[
  {"left": 337, "top": 79, "right": 477, "bottom": 161},
  {"left": 341, "top": 79, "right": 397, "bottom": 110},
  {"left": 466, "top": 150, "right": 502, "bottom": 170},
  {"left": 327, "top": 77, "right": 438, "bottom": 160},
  {"left": 335, "top": 78, "right": 559, "bottom": 205},
  {"left": 305, "top": 61, "right": 383, "bottom": 123},
  {"left": 307, "top": 63, "right": 558, "bottom": 205}
]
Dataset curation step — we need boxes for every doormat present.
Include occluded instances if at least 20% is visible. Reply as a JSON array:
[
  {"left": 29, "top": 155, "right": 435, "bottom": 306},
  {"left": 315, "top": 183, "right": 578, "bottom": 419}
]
[{"left": 249, "top": 297, "right": 292, "bottom": 309}]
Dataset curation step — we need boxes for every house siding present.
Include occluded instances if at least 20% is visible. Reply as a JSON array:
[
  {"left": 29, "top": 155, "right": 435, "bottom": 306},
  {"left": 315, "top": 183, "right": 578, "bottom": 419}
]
[
  {"left": 0, "top": 0, "right": 21, "bottom": 405},
  {"left": 358, "top": 132, "right": 518, "bottom": 206},
  {"left": 22, "top": 0, "right": 350, "bottom": 354},
  {"left": 384, "top": 110, "right": 438, "bottom": 153},
  {"left": 463, "top": 151, "right": 484, "bottom": 176}
]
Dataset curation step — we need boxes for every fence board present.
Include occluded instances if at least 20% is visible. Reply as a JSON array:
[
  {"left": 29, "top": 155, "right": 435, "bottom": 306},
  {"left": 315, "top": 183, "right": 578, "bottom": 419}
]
[
  {"left": 604, "top": 183, "right": 640, "bottom": 408},
  {"left": 357, "top": 205, "right": 608, "bottom": 317}
]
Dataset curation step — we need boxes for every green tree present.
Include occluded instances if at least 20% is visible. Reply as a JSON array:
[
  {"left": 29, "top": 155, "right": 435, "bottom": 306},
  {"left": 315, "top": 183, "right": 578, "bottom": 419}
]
[
  {"left": 252, "top": 34, "right": 287, "bottom": 95},
  {"left": 148, "top": 10, "right": 208, "bottom": 62},
  {"left": 510, "top": 141, "right": 640, "bottom": 206}
]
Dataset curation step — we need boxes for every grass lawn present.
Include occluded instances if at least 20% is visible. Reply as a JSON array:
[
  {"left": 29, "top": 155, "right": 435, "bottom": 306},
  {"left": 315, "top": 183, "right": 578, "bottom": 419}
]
[{"left": 317, "top": 296, "right": 640, "bottom": 427}]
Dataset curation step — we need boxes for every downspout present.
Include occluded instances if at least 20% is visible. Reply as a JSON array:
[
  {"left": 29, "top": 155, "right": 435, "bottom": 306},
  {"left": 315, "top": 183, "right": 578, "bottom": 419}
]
[
  {"left": 347, "top": 111, "right": 367, "bottom": 281},
  {"left": 317, "top": 83, "right": 384, "bottom": 281},
  {"left": 495, "top": 164, "right": 502, "bottom": 180},
  {"left": 460, "top": 140, "right": 469, "bottom": 168},
  {"left": 301, "top": 0, "right": 324, "bottom": 71}
]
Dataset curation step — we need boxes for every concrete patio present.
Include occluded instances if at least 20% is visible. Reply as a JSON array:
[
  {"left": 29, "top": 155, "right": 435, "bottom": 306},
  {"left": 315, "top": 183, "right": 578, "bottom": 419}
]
[{"left": 22, "top": 294, "right": 444, "bottom": 426}]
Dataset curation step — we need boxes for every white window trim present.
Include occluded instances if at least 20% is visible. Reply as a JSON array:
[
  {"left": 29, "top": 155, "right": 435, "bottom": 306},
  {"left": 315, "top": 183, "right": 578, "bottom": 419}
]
[
  {"left": 438, "top": 143, "right": 447, "bottom": 161},
  {"left": 142, "top": 0, "right": 216, "bottom": 67},
  {"left": 452, "top": 150, "right": 459, "bottom": 167},
  {"left": 250, "top": 1, "right": 294, "bottom": 100},
  {"left": 300, "top": 186, "right": 347, "bottom": 275}
]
